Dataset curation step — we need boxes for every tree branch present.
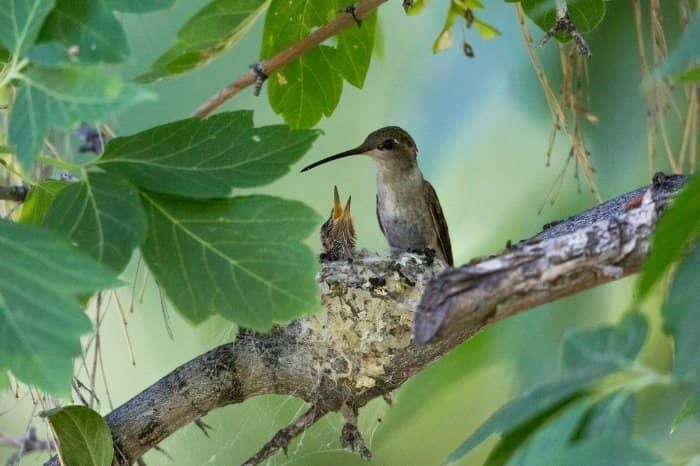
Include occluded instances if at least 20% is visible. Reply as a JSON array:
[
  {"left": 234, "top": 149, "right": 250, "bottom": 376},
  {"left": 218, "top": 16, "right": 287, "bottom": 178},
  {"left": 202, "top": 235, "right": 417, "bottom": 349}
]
[
  {"left": 192, "top": 0, "right": 388, "bottom": 118},
  {"left": 1, "top": 427, "right": 54, "bottom": 465},
  {"left": 0, "top": 185, "right": 28, "bottom": 203},
  {"left": 42, "top": 173, "right": 688, "bottom": 466}
]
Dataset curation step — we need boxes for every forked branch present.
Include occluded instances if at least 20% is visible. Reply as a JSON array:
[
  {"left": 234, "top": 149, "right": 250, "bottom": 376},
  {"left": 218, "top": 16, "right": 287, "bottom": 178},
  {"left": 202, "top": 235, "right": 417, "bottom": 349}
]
[{"left": 41, "top": 173, "right": 687, "bottom": 466}]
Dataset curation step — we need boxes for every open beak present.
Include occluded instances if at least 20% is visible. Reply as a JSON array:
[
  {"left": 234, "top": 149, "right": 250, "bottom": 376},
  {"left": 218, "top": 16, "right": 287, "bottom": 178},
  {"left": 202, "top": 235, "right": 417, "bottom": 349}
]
[
  {"left": 301, "top": 147, "right": 364, "bottom": 172},
  {"left": 332, "top": 186, "right": 343, "bottom": 220}
]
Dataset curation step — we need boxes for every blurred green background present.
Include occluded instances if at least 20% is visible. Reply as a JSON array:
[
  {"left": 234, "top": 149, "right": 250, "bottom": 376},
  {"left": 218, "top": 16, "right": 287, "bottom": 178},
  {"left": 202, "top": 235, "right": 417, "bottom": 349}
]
[{"left": 1, "top": 1, "right": 694, "bottom": 465}]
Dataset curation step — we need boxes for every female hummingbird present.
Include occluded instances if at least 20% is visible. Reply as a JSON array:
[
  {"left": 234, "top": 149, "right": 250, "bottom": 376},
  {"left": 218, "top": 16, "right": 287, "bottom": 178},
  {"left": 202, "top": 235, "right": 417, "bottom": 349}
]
[{"left": 302, "top": 127, "right": 453, "bottom": 266}]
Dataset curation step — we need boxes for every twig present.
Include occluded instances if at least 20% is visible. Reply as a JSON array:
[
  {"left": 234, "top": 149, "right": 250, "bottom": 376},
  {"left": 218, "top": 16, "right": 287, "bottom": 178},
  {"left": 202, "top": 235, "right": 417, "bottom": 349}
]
[
  {"left": 1, "top": 428, "right": 53, "bottom": 465},
  {"left": 242, "top": 406, "right": 327, "bottom": 466},
  {"left": 193, "top": 0, "right": 388, "bottom": 118}
]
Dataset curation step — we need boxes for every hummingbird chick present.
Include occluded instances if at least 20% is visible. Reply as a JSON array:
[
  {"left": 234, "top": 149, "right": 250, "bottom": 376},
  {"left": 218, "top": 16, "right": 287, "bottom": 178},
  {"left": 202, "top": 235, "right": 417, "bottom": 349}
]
[
  {"left": 302, "top": 127, "right": 453, "bottom": 266},
  {"left": 320, "top": 186, "right": 356, "bottom": 261}
]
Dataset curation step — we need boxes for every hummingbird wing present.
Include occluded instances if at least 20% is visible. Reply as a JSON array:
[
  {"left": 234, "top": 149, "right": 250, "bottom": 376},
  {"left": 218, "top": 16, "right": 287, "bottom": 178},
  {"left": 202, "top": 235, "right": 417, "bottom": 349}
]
[
  {"left": 423, "top": 180, "right": 454, "bottom": 266},
  {"left": 376, "top": 194, "right": 386, "bottom": 236}
]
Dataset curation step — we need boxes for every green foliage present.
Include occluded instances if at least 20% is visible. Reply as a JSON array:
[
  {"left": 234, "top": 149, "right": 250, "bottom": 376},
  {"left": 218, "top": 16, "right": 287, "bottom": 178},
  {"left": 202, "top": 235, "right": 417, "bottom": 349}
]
[
  {"left": 8, "top": 66, "right": 153, "bottom": 170},
  {"left": 578, "top": 391, "right": 635, "bottom": 438},
  {"left": 651, "top": 14, "right": 700, "bottom": 84},
  {"left": 0, "top": 371, "right": 7, "bottom": 391},
  {"left": 542, "top": 437, "right": 667, "bottom": 465},
  {"left": 0, "top": 0, "right": 56, "bottom": 57},
  {"left": 0, "top": 220, "right": 118, "bottom": 394},
  {"left": 262, "top": 0, "right": 376, "bottom": 128},
  {"left": 447, "top": 313, "right": 648, "bottom": 464},
  {"left": 506, "top": 0, "right": 608, "bottom": 37},
  {"left": 663, "top": 241, "right": 700, "bottom": 416},
  {"left": 674, "top": 65, "right": 700, "bottom": 83},
  {"left": 42, "top": 405, "right": 114, "bottom": 466},
  {"left": 636, "top": 174, "right": 700, "bottom": 301},
  {"left": 108, "top": 0, "right": 175, "bottom": 13},
  {"left": 43, "top": 172, "right": 147, "bottom": 272},
  {"left": 139, "top": 193, "right": 320, "bottom": 330},
  {"left": 139, "top": 0, "right": 269, "bottom": 82},
  {"left": 17, "top": 179, "right": 67, "bottom": 224},
  {"left": 97, "top": 111, "right": 320, "bottom": 198},
  {"left": 432, "top": 0, "right": 500, "bottom": 53}
]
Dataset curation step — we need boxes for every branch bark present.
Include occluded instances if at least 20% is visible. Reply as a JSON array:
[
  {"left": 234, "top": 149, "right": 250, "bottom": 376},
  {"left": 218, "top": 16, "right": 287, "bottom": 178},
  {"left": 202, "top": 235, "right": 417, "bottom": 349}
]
[
  {"left": 0, "top": 185, "right": 28, "bottom": 203},
  {"left": 192, "top": 0, "right": 388, "bottom": 118},
  {"left": 41, "top": 173, "right": 687, "bottom": 466}
]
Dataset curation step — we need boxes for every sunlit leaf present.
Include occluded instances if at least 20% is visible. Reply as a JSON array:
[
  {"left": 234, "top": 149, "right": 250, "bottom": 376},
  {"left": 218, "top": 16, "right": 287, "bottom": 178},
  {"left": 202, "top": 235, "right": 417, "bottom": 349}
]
[
  {"left": 140, "top": 193, "right": 320, "bottom": 330},
  {"left": 139, "top": 0, "right": 268, "bottom": 82},
  {"left": 18, "top": 179, "right": 68, "bottom": 225},
  {"left": 0, "top": 0, "right": 55, "bottom": 56},
  {"left": 0, "top": 220, "right": 119, "bottom": 394},
  {"left": 8, "top": 65, "right": 153, "bottom": 170},
  {"left": 674, "top": 65, "right": 700, "bottom": 83},
  {"left": 262, "top": 0, "right": 376, "bottom": 128},
  {"left": 506, "top": 399, "right": 591, "bottom": 466},
  {"left": 474, "top": 18, "right": 501, "bottom": 40},
  {"left": 98, "top": 111, "right": 320, "bottom": 198},
  {"left": 433, "top": 4, "right": 459, "bottom": 53},
  {"left": 43, "top": 406, "right": 114, "bottom": 466},
  {"left": 637, "top": 174, "right": 699, "bottom": 301},
  {"left": 560, "top": 312, "right": 647, "bottom": 374},
  {"left": 43, "top": 172, "right": 147, "bottom": 272},
  {"left": 671, "top": 396, "right": 694, "bottom": 433}
]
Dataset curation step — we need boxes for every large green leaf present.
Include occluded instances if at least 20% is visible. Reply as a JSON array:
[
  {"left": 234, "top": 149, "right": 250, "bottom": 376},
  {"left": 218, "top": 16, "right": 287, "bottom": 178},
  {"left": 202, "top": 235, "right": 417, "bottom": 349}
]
[
  {"left": 578, "top": 391, "right": 635, "bottom": 439},
  {"left": 663, "top": 241, "right": 700, "bottom": 381},
  {"left": 448, "top": 314, "right": 646, "bottom": 464},
  {"left": 262, "top": 0, "right": 376, "bottom": 128},
  {"left": 107, "top": 0, "right": 175, "bottom": 12},
  {"left": 506, "top": 0, "right": 607, "bottom": 36},
  {"left": 98, "top": 111, "right": 320, "bottom": 198},
  {"left": 18, "top": 179, "right": 68, "bottom": 224},
  {"left": 38, "top": 0, "right": 129, "bottom": 63},
  {"left": 547, "top": 438, "right": 667, "bottom": 465},
  {"left": 8, "top": 65, "right": 153, "bottom": 170},
  {"left": 560, "top": 312, "right": 647, "bottom": 374},
  {"left": 43, "top": 406, "right": 114, "bottom": 466},
  {"left": 0, "top": 220, "right": 118, "bottom": 394},
  {"left": 637, "top": 174, "right": 700, "bottom": 301},
  {"left": 506, "top": 399, "right": 591, "bottom": 466},
  {"left": 140, "top": 193, "right": 320, "bottom": 330},
  {"left": 0, "top": 0, "right": 55, "bottom": 57},
  {"left": 138, "top": 0, "right": 269, "bottom": 82},
  {"left": 43, "top": 172, "right": 147, "bottom": 272}
]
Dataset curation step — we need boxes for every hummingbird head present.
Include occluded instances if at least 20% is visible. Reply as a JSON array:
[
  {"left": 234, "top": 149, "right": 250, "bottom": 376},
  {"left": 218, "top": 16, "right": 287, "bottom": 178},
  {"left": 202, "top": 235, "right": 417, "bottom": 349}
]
[{"left": 301, "top": 126, "right": 418, "bottom": 173}]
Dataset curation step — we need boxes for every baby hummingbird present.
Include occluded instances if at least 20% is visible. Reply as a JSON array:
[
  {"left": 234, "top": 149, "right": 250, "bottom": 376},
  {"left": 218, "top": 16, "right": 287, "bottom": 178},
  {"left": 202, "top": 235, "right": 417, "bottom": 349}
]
[
  {"left": 303, "top": 127, "right": 453, "bottom": 266},
  {"left": 320, "top": 186, "right": 356, "bottom": 261}
]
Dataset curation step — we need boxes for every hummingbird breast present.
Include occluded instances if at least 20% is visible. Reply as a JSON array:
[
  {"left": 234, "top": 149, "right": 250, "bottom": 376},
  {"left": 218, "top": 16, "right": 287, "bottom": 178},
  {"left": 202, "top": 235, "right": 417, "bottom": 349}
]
[{"left": 376, "top": 168, "right": 436, "bottom": 250}]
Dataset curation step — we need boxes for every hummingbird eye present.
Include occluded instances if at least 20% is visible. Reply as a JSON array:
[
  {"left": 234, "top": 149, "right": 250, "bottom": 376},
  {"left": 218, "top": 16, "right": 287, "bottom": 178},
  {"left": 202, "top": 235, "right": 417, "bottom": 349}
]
[{"left": 379, "top": 138, "right": 399, "bottom": 151}]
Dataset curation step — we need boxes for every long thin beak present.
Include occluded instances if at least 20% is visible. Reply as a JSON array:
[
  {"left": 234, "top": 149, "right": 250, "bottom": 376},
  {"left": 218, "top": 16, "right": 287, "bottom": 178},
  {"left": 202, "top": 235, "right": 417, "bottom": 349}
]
[
  {"left": 300, "top": 147, "right": 363, "bottom": 172},
  {"left": 332, "top": 186, "right": 343, "bottom": 219}
]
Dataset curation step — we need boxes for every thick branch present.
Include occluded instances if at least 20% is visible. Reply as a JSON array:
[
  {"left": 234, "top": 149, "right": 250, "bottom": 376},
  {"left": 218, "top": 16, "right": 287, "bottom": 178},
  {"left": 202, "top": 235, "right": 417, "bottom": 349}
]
[
  {"left": 43, "top": 173, "right": 688, "bottom": 466},
  {"left": 192, "top": 0, "right": 388, "bottom": 118}
]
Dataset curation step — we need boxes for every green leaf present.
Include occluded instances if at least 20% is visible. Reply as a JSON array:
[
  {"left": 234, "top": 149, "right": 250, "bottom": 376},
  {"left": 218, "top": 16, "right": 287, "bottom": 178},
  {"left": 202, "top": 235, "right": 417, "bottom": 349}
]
[
  {"left": 671, "top": 396, "right": 694, "bottom": 433},
  {"left": 262, "top": 0, "right": 376, "bottom": 128},
  {"left": 674, "top": 65, "right": 700, "bottom": 83},
  {"left": 43, "top": 172, "right": 147, "bottom": 272},
  {"left": 138, "top": 0, "right": 268, "bottom": 83},
  {"left": 560, "top": 313, "right": 647, "bottom": 374},
  {"left": 446, "top": 370, "right": 605, "bottom": 464},
  {"left": 433, "top": 4, "right": 460, "bottom": 53},
  {"left": 547, "top": 438, "right": 667, "bottom": 466},
  {"left": 663, "top": 241, "right": 700, "bottom": 380},
  {"left": 0, "top": 370, "right": 8, "bottom": 391},
  {"left": 38, "top": 0, "right": 129, "bottom": 63},
  {"left": 18, "top": 179, "right": 68, "bottom": 224},
  {"left": 107, "top": 0, "right": 175, "bottom": 12},
  {"left": 43, "top": 405, "right": 114, "bottom": 466},
  {"left": 506, "top": 399, "right": 591, "bottom": 466},
  {"left": 474, "top": 18, "right": 501, "bottom": 40},
  {"left": 140, "top": 193, "right": 320, "bottom": 330},
  {"left": 516, "top": 0, "right": 607, "bottom": 37},
  {"left": 637, "top": 174, "right": 700, "bottom": 300},
  {"left": 0, "top": 220, "right": 119, "bottom": 394},
  {"left": 8, "top": 65, "right": 153, "bottom": 170},
  {"left": 98, "top": 111, "right": 320, "bottom": 198},
  {"left": 578, "top": 391, "right": 635, "bottom": 439},
  {"left": 0, "top": 0, "right": 55, "bottom": 56}
]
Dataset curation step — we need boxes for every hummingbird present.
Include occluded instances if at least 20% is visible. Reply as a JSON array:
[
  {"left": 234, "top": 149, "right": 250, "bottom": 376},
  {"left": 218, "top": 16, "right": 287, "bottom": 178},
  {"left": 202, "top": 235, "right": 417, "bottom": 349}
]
[
  {"left": 302, "top": 127, "right": 453, "bottom": 266},
  {"left": 320, "top": 186, "right": 356, "bottom": 261}
]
